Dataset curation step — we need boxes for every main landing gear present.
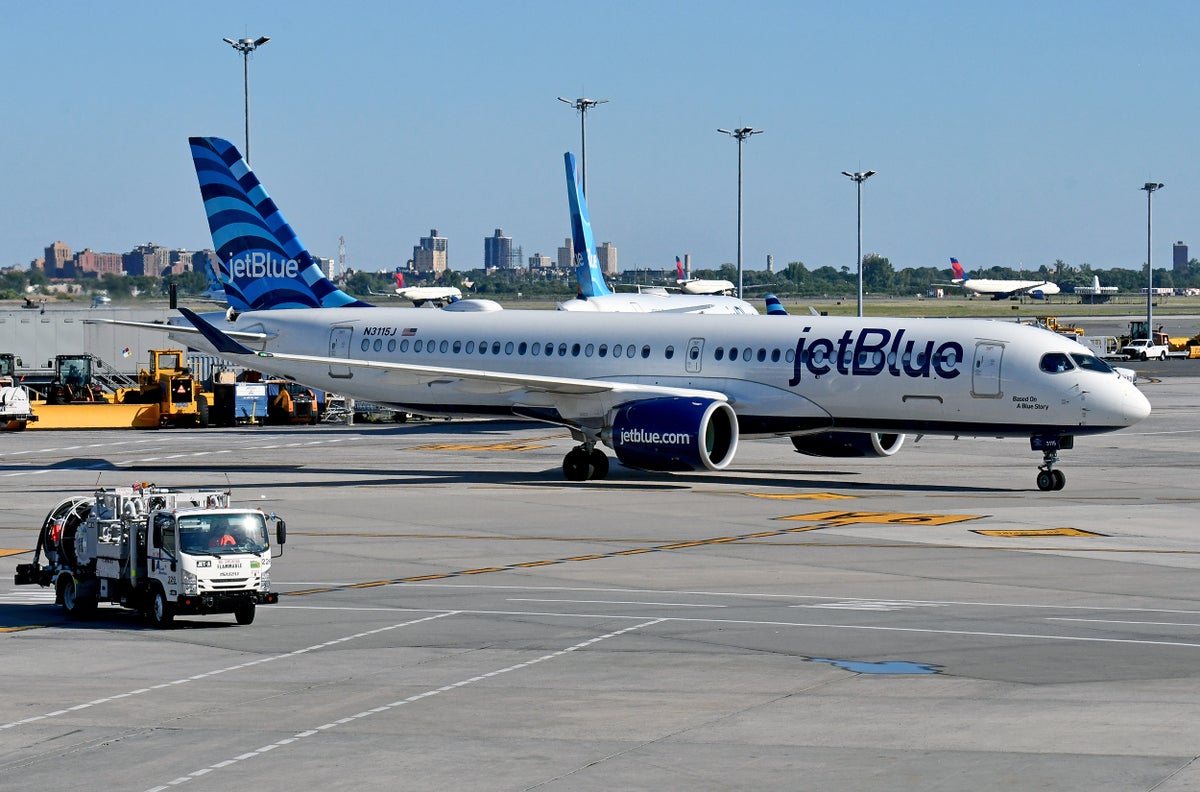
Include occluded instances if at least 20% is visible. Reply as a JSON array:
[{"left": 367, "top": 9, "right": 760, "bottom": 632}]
[
  {"left": 562, "top": 444, "right": 610, "bottom": 481},
  {"left": 1031, "top": 434, "right": 1072, "bottom": 491}
]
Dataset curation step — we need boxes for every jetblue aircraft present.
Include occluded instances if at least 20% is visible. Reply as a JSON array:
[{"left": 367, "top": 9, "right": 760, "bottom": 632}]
[
  {"left": 157, "top": 137, "right": 1150, "bottom": 491},
  {"left": 943, "top": 258, "right": 1061, "bottom": 300},
  {"left": 557, "top": 154, "right": 757, "bottom": 315}
]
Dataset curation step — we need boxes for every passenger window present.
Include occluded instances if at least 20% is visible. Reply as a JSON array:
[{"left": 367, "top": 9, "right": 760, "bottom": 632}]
[
  {"left": 491, "top": 341, "right": 501, "bottom": 355},
  {"left": 360, "top": 339, "right": 370, "bottom": 352},
  {"left": 641, "top": 345, "right": 650, "bottom": 359},
  {"left": 743, "top": 348, "right": 752, "bottom": 362},
  {"left": 479, "top": 341, "right": 488, "bottom": 355},
  {"left": 387, "top": 339, "right": 396, "bottom": 352},
  {"left": 598, "top": 344, "right": 607, "bottom": 357},
  {"left": 729, "top": 346, "right": 738, "bottom": 360},
  {"left": 400, "top": 339, "right": 410, "bottom": 353},
  {"left": 785, "top": 349, "right": 795, "bottom": 363},
  {"left": 757, "top": 348, "right": 766, "bottom": 362},
  {"left": 440, "top": 340, "right": 449, "bottom": 353},
  {"left": 414, "top": 340, "right": 423, "bottom": 353},
  {"left": 585, "top": 343, "right": 594, "bottom": 357},
  {"left": 505, "top": 341, "right": 514, "bottom": 355},
  {"left": 770, "top": 349, "right": 780, "bottom": 362},
  {"left": 465, "top": 341, "right": 474, "bottom": 353},
  {"left": 571, "top": 343, "right": 581, "bottom": 357},
  {"left": 374, "top": 339, "right": 383, "bottom": 352},
  {"left": 665, "top": 345, "right": 674, "bottom": 360},
  {"left": 518, "top": 342, "right": 527, "bottom": 355},
  {"left": 626, "top": 345, "right": 635, "bottom": 358},
  {"left": 714, "top": 347, "right": 724, "bottom": 361},
  {"left": 559, "top": 343, "right": 568, "bottom": 356},
  {"left": 452, "top": 341, "right": 461, "bottom": 354},
  {"left": 532, "top": 342, "right": 541, "bottom": 355}
]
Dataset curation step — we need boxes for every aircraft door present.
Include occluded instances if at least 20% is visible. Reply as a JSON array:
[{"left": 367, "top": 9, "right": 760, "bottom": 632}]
[
  {"left": 329, "top": 327, "right": 354, "bottom": 378},
  {"left": 685, "top": 338, "right": 705, "bottom": 374},
  {"left": 971, "top": 341, "right": 1004, "bottom": 398}
]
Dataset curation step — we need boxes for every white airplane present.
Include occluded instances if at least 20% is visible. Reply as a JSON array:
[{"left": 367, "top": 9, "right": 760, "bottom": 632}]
[
  {"left": 675, "top": 258, "right": 737, "bottom": 296},
  {"left": 943, "top": 258, "right": 1061, "bottom": 300},
  {"left": 1072, "top": 275, "right": 1119, "bottom": 302},
  {"left": 147, "top": 137, "right": 1154, "bottom": 492},
  {"left": 386, "top": 269, "right": 463, "bottom": 307},
  {"left": 558, "top": 154, "right": 757, "bottom": 315}
]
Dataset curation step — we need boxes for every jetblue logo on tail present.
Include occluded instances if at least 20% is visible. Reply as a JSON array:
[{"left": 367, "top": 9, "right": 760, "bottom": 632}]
[
  {"left": 188, "top": 137, "right": 370, "bottom": 311},
  {"left": 564, "top": 152, "right": 611, "bottom": 298}
]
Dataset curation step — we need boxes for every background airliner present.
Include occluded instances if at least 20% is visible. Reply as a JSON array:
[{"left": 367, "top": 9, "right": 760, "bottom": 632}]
[
  {"left": 943, "top": 258, "right": 1061, "bottom": 300},
  {"left": 158, "top": 137, "right": 1150, "bottom": 492},
  {"left": 557, "top": 153, "right": 757, "bottom": 315},
  {"left": 384, "top": 269, "right": 463, "bottom": 307}
]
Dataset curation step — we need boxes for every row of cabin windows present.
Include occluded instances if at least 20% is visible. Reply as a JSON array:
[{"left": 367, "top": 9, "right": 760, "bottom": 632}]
[
  {"left": 356, "top": 335, "right": 963, "bottom": 370},
  {"left": 361, "top": 337, "right": 662, "bottom": 360}
]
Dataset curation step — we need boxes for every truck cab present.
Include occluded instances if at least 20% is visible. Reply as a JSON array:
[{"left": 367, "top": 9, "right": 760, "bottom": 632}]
[{"left": 147, "top": 506, "right": 283, "bottom": 626}]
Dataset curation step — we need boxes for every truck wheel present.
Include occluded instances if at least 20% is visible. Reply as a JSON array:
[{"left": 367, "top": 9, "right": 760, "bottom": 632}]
[
  {"left": 149, "top": 587, "right": 175, "bottom": 628},
  {"left": 59, "top": 575, "right": 96, "bottom": 619},
  {"left": 234, "top": 601, "right": 256, "bottom": 625}
]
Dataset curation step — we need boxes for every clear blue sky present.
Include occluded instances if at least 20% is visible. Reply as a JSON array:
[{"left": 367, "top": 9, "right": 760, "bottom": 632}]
[{"left": 3, "top": 1, "right": 1198, "bottom": 276}]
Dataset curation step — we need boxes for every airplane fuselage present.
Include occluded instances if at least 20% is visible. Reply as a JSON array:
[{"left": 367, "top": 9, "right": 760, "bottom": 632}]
[{"left": 176, "top": 308, "right": 1147, "bottom": 441}]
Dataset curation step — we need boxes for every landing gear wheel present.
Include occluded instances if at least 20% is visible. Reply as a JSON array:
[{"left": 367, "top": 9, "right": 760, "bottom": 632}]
[
  {"left": 234, "top": 601, "right": 256, "bottom": 625},
  {"left": 1051, "top": 469, "right": 1066, "bottom": 490},
  {"left": 562, "top": 448, "right": 591, "bottom": 481},
  {"left": 1036, "top": 470, "right": 1054, "bottom": 491},
  {"left": 149, "top": 587, "right": 174, "bottom": 628},
  {"left": 60, "top": 575, "right": 95, "bottom": 619},
  {"left": 588, "top": 449, "right": 610, "bottom": 480}
]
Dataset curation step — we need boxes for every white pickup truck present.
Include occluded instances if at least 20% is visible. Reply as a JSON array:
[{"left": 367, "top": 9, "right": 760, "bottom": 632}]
[{"left": 1119, "top": 339, "right": 1170, "bottom": 361}]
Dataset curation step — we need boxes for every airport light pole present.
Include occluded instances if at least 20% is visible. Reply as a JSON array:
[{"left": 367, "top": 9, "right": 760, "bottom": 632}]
[
  {"left": 842, "top": 170, "right": 877, "bottom": 317},
  {"left": 223, "top": 35, "right": 271, "bottom": 165},
  {"left": 718, "top": 126, "right": 763, "bottom": 299},
  {"left": 557, "top": 96, "right": 608, "bottom": 197},
  {"left": 1141, "top": 181, "right": 1163, "bottom": 341}
]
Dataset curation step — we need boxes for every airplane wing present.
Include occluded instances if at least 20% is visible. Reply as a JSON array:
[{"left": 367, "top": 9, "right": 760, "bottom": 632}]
[
  {"left": 83, "top": 316, "right": 273, "bottom": 344},
  {"left": 178, "top": 308, "right": 729, "bottom": 425}
]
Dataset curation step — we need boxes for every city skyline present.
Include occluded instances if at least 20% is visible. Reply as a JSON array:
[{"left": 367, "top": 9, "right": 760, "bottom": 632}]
[{"left": 3, "top": 2, "right": 1200, "bottom": 277}]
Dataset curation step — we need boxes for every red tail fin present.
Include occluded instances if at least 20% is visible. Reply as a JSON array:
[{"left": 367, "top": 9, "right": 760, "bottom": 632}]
[
  {"left": 675, "top": 256, "right": 684, "bottom": 280},
  {"left": 395, "top": 270, "right": 405, "bottom": 289}
]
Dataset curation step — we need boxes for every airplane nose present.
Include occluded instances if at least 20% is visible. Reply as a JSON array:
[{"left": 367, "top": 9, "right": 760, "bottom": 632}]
[{"left": 1124, "top": 383, "right": 1152, "bottom": 425}]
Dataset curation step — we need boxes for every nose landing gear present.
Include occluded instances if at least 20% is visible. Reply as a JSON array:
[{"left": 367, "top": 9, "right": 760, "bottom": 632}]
[{"left": 1031, "top": 434, "right": 1072, "bottom": 491}]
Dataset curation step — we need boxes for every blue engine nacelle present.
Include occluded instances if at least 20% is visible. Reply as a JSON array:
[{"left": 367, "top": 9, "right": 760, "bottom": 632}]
[
  {"left": 607, "top": 397, "right": 738, "bottom": 472},
  {"left": 790, "top": 432, "right": 905, "bottom": 458}
]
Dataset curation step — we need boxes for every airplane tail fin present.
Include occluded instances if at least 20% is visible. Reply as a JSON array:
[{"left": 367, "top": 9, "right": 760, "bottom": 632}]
[
  {"left": 188, "top": 137, "right": 370, "bottom": 311},
  {"left": 203, "top": 257, "right": 223, "bottom": 291},
  {"left": 950, "top": 257, "right": 966, "bottom": 280},
  {"left": 676, "top": 256, "right": 685, "bottom": 281},
  {"left": 395, "top": 268, "right": 406, "bottom": 290},
  {"left": 564, "top": 152, "right": 611, "bottom": 298},
  {"left": 764, "top": 294, "right": 788, "bottom": 315}
]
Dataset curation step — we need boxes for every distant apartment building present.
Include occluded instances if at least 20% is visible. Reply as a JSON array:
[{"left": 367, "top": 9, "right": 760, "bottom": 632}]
[
  {"left": 123, "top": 243, "right": 172, "bottom": 277},
  {"left": 484, "top": 228, "right": 512, "bottom": 270},
  {"left": 44, "top": 241, "right": 72, "bottom": 278},
  {"left": 74, "top": 248, "right": 125, "bottom": 277},
  {"left": 413, "top": 228, "right": 449, "bottom": 274},
  {"left": 528, "top": 252, "right": 553, "bottom": 270},
  {"left": 557, "top": 237, "right": 574, "bottom": 270},
  {"left": 596, "top": 241, "right": 618, "bottom": 278},
  {"left": 1174, "top": 241, "right": 1189, "bottom": 272}
]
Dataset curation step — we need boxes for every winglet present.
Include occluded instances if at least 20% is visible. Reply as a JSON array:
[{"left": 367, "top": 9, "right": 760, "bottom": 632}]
[
  {"left": 564, "top": 152, "right": 611, "bottom": 298},
  {"left": 179, "top": 307, "right": 257, "bottom": 356}
]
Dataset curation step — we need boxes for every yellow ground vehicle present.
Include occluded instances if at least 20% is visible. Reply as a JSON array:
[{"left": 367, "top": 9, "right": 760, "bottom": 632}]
[{"left": 118, "top": 349, "right": 210, "bottom": 427}]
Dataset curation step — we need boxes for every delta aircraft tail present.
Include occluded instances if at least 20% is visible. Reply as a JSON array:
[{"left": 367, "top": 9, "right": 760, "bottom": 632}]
[
  {"left": 188, "top": 137, "right": 370, "bottom": 311},
  {"left": 951, "top": 257, "right": 966, "bottom": 281},
  {"left": 564, "top": 152, "right": 612, "bottom": 298}
]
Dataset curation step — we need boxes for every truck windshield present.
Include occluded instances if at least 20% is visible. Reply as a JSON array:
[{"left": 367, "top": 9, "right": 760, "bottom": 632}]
[{"left": 178, "top": 513, "right": 269, "bottom": 555}]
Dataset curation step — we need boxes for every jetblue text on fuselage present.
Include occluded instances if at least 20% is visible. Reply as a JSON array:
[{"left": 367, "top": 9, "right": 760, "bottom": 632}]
[
  {"left": 788, "top": 326, "right": 964, "bottom": 385},
  {"left": 228, "top": 252, "right": 300, "bottom": 279}
]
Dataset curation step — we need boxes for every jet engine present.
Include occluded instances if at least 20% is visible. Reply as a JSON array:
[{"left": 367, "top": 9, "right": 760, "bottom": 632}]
[
  {"left": 607, "top": 397, "right": 738, "bottom": 472},
  {"left": 790, "top": 431, "right": 905, "bottom": 458}
]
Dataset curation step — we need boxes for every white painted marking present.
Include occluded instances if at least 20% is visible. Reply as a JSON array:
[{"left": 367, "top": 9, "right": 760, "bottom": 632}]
[
  {"left": 506, "top": 598, "right": 726, "bottom": 608},
  {"left": 140, "top": 618, "right": 664, "bottom": 792},
  {"left": 0, "top": 611, "right": 456, "bottom": 731}
]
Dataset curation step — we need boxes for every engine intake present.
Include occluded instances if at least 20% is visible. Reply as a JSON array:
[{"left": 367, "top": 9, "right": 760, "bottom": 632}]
[
  {"left": 791, "top": 432, "right": 905, "bottom": 458},
  {"left": 608, "top": 397, "right": 738, "bottom": 472}
]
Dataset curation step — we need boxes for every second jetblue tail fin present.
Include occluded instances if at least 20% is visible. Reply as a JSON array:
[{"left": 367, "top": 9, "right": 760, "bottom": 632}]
[
  {"left": 764, "top": 294, "right": 788, "bottom": 315},
  {"left": 950, "top": 257, "right": 966, "bottom": 280},
  {"left": 188, "top": 137, "right": 370, "bottom": 311},
  {"left": 564, "top": 152, "right": 611, "bottom": 298}
]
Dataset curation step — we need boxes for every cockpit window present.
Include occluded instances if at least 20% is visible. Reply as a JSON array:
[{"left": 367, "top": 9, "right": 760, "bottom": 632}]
[
  {"left": 1070, "top": 352, "right": 1115, "bottom": 373},
  {"left": 1039, "top": 352, "right": 1074, "bottom": 373}
]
